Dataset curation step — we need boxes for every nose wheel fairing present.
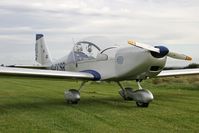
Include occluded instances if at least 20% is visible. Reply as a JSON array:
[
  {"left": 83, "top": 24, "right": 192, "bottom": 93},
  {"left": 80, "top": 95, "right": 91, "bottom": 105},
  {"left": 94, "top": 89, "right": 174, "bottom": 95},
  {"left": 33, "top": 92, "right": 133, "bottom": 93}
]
[
  {"left": 117, "top": 82, "right": 154, "bottom": 107},
  {"left": 119, "top": 88, "right": 154, "bottom": 106},
  {"left": 131, "top": 89, "right": 154, "bottom": 104}
]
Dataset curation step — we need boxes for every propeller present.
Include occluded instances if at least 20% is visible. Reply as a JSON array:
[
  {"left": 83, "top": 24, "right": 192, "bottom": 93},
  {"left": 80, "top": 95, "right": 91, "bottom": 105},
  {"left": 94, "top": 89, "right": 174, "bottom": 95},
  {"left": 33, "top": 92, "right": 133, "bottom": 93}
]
[{"left": 128, "top": 40, "right": 192, "bottom": 61}]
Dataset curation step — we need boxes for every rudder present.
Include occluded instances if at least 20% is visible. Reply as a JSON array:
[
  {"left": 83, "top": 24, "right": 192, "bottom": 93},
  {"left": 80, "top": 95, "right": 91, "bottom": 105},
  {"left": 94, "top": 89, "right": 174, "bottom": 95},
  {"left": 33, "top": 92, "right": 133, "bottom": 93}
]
[{"left": 35, "top": 34, "right": 52, "bottom": 65}]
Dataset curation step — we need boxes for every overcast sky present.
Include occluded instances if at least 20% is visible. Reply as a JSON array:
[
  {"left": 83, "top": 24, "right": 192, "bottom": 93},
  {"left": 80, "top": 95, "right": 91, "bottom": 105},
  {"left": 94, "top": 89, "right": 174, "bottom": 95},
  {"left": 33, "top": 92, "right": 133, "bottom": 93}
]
[{"left": 0, "top": 0, "right": 198, "bottom": 66}]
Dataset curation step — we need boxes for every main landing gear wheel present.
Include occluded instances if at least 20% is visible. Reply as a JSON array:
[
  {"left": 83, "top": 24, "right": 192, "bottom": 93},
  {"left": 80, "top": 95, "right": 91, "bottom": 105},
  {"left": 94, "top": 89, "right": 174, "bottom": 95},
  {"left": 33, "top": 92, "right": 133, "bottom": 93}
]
[
  {"left": 64, "top": 89, "right": 80, "bottom": 104},
  {"left": 119, "top": 87, "right": 134, "bottom": 101},
  {"left": 64, "top": 82, "right": 86, "bottom": 104},
  {"left": 136, "top": 102, "right": 149, "bottom": 107}
]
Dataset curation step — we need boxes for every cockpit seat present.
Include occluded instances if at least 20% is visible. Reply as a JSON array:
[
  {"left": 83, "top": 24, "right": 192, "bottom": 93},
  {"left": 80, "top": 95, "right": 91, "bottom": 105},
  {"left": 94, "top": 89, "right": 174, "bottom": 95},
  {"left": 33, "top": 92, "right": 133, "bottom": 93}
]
[{"left": 74, "top": 51, "right": 89, "bottom": 61}]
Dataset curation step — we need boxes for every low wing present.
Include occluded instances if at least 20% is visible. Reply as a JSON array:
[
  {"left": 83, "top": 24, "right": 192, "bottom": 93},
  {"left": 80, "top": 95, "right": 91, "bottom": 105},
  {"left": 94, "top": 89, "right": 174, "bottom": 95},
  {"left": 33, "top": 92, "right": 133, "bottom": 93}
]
[
  {"left": 0, "top": 67, "right": 94, "bottom": 80},
  {"left": 158, "top": 68, "right": 199, "bottom": 77}
]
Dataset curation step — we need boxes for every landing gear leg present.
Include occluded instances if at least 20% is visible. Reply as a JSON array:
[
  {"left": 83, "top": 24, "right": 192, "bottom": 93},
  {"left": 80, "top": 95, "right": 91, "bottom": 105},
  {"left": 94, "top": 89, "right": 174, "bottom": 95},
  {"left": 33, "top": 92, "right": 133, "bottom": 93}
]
[
  {"left": 137, "top": 80, "right": 143, "bottom": 90},
  {"left": 117, "top": 82, "right": 134, "bottom": 101},
  {"left": 64, "top": 81, "right": 87, "bottom": 104}
]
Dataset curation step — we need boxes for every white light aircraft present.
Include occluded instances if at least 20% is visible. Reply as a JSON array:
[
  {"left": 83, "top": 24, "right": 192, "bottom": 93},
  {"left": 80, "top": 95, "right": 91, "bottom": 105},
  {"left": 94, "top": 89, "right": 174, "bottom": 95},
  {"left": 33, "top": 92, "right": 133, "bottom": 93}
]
[{"left": 1, "top": 34, "right": 199, "bottom": 107}]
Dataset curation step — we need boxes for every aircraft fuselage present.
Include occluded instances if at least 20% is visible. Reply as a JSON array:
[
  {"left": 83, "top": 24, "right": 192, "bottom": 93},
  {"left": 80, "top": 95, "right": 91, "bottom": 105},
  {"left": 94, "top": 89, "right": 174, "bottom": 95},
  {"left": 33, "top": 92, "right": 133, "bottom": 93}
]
[{"left": 50, "top": 46, "right": 167, "bottom": 81}]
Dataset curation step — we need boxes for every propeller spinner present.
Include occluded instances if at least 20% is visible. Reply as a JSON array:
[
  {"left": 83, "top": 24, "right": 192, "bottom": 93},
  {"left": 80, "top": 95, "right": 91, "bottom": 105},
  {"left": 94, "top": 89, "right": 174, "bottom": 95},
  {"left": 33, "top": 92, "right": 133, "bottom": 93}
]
[{"left": 128, "top": 40, "right": 192, "bottom": 61}]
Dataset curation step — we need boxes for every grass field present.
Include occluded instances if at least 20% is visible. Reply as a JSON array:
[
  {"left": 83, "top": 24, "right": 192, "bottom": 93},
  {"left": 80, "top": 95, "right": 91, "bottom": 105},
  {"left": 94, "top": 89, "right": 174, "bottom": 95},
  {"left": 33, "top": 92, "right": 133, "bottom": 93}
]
[{"left": 0, "top": 76, "right": 199, "bottom": 133}]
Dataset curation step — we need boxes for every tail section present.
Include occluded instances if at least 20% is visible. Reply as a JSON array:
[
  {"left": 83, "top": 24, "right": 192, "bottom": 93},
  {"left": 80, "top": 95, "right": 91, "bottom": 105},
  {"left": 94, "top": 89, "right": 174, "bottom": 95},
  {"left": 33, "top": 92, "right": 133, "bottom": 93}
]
[{"left": 35, "top": 34, "right": 52, "bottom": 65}]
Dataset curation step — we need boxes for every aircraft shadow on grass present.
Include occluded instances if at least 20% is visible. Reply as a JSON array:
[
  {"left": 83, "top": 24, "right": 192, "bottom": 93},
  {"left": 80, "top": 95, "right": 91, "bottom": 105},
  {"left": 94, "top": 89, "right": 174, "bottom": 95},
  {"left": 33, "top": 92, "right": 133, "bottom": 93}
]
[{"left": 0, "top": 97, "right": 136, "bottom": 112}]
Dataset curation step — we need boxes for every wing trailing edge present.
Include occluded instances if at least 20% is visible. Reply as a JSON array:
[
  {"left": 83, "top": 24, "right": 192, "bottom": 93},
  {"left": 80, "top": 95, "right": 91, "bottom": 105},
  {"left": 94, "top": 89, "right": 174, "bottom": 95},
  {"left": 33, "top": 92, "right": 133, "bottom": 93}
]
[{"left": 0, "top": 67, "right": 94, "bottom": 80}]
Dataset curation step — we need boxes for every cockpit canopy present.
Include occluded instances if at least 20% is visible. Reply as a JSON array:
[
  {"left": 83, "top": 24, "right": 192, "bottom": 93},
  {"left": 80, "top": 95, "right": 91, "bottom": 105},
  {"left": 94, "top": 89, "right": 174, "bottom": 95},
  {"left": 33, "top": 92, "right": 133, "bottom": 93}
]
[
  {"left": 73, "top": 41, "right": 101, "bottom": 61},
  {"left": 67, "top": 37, "right": 118, "bottom": 64}
]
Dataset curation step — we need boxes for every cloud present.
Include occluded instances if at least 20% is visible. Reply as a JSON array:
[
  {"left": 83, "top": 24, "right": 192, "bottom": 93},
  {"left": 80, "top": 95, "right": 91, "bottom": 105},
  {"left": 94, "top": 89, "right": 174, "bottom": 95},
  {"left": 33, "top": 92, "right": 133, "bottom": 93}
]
[{"left": 0, "top": 0, "right": 198, "bottom": 65}]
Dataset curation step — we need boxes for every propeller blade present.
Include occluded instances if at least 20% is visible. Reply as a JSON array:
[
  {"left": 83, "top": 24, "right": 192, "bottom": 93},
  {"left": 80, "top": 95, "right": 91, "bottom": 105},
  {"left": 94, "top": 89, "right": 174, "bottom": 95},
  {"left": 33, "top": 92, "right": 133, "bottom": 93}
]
[
  {"left": 128, "top": 40, "right": 160, "bottom": 53},
  {"left": 167, "top": 52, "right": 192, "bottom": 61},
  {"left": 128, "top": 40, "right": 192, "bottom": 61}
]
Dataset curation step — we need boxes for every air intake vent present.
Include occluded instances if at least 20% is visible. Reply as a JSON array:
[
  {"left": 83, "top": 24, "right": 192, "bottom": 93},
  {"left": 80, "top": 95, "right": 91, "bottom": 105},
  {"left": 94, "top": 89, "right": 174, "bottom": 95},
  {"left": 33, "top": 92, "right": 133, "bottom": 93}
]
[{"left": 150, "top": 66, "right": 160, "bottom": 71}]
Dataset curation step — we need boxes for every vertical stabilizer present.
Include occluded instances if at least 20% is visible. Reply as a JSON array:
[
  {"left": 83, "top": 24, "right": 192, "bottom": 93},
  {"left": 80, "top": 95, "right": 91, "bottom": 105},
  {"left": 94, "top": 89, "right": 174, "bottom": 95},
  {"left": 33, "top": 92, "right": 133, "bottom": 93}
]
[{"left": 35, "top": 34, "right": 52, "bottom": 65}]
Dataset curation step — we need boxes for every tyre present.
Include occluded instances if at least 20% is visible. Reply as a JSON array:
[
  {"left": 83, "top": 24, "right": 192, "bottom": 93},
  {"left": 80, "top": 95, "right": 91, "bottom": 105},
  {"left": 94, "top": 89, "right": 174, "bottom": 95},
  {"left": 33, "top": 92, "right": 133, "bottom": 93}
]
[{"left": 136, "top": 102, "right": 149, "bottom": 107}]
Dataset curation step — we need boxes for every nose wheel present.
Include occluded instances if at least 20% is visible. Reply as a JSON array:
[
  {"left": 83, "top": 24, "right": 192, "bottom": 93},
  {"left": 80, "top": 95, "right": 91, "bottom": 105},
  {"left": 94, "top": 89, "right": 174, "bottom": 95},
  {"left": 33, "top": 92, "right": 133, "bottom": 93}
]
[{"left": 117, "top": 81, "right": 154, "bottom": 107}]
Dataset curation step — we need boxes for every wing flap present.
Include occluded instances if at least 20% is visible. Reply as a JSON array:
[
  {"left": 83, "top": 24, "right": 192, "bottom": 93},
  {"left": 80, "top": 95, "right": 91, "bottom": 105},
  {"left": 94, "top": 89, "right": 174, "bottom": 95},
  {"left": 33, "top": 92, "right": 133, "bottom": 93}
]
[
  {"left": 7, "top": 65, "right": 48, "bottom": 69},
  {"left": 158, "top": 68, "right": 199, "bottom": 77},
  {"left": 0, "top": 67, "right": 94, "bottom": 80}
]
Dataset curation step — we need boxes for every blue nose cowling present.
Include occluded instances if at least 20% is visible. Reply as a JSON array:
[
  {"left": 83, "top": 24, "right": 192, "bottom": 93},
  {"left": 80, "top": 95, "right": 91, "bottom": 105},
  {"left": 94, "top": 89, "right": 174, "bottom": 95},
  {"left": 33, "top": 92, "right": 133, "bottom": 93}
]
[{"left": 151, "top": 46, "right": 169, "bottom": 58}]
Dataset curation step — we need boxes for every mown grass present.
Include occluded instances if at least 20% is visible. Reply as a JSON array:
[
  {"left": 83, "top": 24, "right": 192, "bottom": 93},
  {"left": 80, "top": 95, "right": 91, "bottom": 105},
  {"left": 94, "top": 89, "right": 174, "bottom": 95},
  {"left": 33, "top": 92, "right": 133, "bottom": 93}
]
[{"left": 0, "top": 76, "right": 199, "bottom": 133}]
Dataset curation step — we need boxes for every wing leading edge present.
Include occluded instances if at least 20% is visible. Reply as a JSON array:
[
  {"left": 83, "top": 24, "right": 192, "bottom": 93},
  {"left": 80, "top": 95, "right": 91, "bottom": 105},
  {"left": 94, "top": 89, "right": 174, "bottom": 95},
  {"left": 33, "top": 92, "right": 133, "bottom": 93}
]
[
  {"left": 0, "top": 67, "right": 94, "bottom": 80},
  {"left": 1, "top": 67, "right": 199, "bottom": 80},
  {"left": 158, "top": 68, "right": 199, "bottom": 77}
]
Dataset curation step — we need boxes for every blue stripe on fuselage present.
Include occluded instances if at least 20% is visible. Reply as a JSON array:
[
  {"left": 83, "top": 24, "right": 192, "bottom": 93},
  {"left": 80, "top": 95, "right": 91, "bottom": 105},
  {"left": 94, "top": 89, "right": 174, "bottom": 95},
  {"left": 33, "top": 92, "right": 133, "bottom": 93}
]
[{"left": 81, "top": 70, "right": 101, "bottom": 81}]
